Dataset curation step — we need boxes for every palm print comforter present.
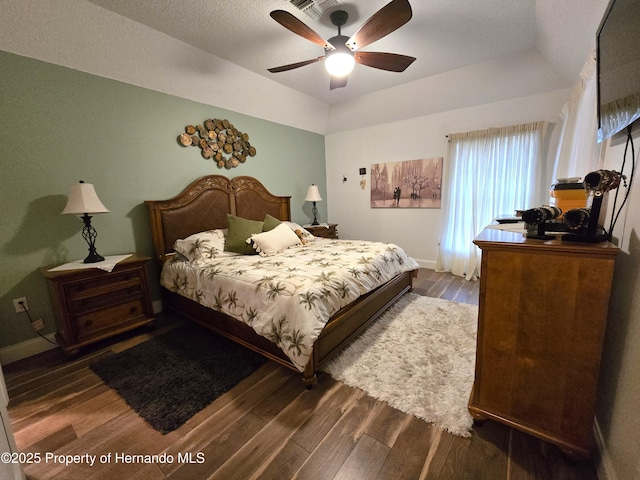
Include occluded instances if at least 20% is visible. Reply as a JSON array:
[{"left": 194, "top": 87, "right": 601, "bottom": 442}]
[{"left": 161, "top": 238, "right": 420, "bottom": 371}]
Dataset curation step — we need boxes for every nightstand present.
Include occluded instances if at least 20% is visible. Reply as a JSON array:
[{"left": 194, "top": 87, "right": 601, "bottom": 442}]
[
  {"left": 305, "top": 223, "right": 339, "bottom": 239},
  {"left": 42, "top": 253, "right": 156, "bottom": 356}
]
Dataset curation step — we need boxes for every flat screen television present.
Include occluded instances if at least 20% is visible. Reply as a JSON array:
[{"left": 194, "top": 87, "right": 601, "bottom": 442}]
[{"left": 597, "top": 0, "right": 640, "bottom": 142}]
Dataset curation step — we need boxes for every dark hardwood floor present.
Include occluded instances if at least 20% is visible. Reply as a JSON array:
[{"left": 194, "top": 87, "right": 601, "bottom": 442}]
[{"left": 4, "top": 269, "right": 599, "bottom": 480}]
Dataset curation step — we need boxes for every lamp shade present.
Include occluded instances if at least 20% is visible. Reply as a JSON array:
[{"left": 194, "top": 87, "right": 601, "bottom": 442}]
[
  {"left": 61, "top": 181, "right": 109, "bottom": 215},
  {"left": 305, "top": 184, "right": 323, "bottom": 202}
]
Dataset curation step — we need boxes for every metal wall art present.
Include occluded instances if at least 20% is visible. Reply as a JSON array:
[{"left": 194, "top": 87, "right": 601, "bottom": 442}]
[
  {"left": 177, "top": 118, "right": 256, "bottom": 169},
  {"left": 371, "top": 158, "right": 443, "bottom": 208}
]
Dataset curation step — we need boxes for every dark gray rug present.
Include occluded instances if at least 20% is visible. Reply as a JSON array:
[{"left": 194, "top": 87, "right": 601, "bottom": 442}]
[{"left": 90, "top": 324, "right": 267, "bottom": 434}]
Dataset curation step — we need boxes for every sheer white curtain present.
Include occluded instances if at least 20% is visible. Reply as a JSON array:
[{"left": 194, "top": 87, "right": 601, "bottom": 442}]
[
  {"left": 553, "top": 52, "right": 602, "bottom": 179},
  {"left": 436, "top": 121, "right": 547, "bottom": 280}
]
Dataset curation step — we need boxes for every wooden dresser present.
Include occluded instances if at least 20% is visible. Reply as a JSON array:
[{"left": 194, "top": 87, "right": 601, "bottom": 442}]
[
  {"left": 468, "top": 227, "right": 619, "bottom": 459},
  {"left": 42, "top": 253, "right": 155, "bottom": 356}
]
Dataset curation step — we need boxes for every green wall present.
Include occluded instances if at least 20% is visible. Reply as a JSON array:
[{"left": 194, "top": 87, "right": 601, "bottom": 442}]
[{"left": 0, "top": 50, "right": 326, "bottom": 350}]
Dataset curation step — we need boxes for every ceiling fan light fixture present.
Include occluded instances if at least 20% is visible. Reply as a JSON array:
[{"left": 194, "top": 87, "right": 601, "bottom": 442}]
[
  {"left": 325, "top": 50, "right": 355, "bottom": 77},
  {"left": 268, "top": 1, "right": 415, "bottom": 89}
]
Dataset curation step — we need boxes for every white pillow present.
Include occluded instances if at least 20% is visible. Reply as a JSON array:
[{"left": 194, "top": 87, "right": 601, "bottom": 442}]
[
  {"left": 248, "top": 223, "right": 301, "bottom": 256},
  {"left": 173, "top": 229, "right": 229, "bottom": 264}
]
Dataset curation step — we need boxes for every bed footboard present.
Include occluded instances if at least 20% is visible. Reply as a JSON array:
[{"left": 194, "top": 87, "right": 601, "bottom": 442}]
[
  {"left": 303, "top": 269, "right": 415, "bottom": 387},
  {"left": 162, "top": 270, "right": 415, "bottom": 387}
]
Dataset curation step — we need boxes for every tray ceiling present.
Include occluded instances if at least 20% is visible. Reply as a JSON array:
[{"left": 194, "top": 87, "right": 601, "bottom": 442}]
[{"left": 86, "top": 0, "right": 608, "bottom": 105}]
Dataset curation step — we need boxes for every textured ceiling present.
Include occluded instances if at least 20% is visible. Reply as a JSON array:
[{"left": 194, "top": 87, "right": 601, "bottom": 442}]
[{"left": 85, "top": 0, "right": 608, "bottom": 105}]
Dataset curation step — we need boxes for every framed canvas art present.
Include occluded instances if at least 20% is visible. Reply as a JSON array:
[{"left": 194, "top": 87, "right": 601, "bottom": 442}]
[{"left": 371, "top": 158, "right": 442, "bottom": 208}]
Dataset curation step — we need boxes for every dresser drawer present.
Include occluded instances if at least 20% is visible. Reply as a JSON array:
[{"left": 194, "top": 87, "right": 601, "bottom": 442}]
[{"left": 75, "top": 298, "right": 147, "bottom": 341}]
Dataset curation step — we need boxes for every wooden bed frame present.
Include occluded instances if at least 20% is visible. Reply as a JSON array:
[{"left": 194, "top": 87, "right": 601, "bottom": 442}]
[{"left": 145, "top": 175, "right": 416, "bottom": 386}]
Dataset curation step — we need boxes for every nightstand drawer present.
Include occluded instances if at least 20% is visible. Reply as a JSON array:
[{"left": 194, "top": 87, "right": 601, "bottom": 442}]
[
  {"left": 75, "top": 298, "right": 147, "bottom": 341},
  {"left": 306, "top": 223, "right": 338, "bottom": 239},
  {"left": 68, "top": 280, "right": 143, "bottom": 314},
  {"left": 65, "top": 269, "right": 142, "bottom": 301}
]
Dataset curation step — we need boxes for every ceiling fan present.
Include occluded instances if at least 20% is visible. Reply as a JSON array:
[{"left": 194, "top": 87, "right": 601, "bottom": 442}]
[{"left": 268, "top": 0, "right": 416, "bottom": 90}]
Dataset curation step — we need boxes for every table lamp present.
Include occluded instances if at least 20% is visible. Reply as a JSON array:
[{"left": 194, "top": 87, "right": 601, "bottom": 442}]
[
  {"left": 305, "top": 184, "right": 323, "bottom": 225},
  {"left": 62, "top": 181, "right": 110, "bottom": 263}
]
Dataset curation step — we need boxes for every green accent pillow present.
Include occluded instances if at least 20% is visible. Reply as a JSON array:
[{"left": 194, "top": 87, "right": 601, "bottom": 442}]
[
  {"left": 263, "top": 214, "right": 282, "bottom": 232},
  {"left": 224, "top": 215, "right": 264, "bottom": 255}
]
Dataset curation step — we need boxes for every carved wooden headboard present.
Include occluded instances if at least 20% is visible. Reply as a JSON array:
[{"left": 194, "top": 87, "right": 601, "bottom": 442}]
[{"left": 145, "top": 175, "right": 291, "bottom": 264}]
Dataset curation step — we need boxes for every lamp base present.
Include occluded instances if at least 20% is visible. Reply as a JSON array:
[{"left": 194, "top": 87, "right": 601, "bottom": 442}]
[
  {"left": 80, "top": 213, "right": 104, "bottom": 263},
  {"left": 84, "top": 251, "right": 105, "bottom": 263}
]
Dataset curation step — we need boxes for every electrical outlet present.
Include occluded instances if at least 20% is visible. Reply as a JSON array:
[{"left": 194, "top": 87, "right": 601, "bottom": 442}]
[
  {"left": 13, "top": 297, "right": 28, "bottom": 312},
  {"left": 31, "top": 319, "right": 45, "bottom": 332}
]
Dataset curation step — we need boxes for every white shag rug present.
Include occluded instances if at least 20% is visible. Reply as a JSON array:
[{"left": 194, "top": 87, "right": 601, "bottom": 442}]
[{"left": 322, "top": 292, "right": 478, "bottom": 437}]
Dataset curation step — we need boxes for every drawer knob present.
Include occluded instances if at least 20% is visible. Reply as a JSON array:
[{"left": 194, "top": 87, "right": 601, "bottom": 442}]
[
  {"left": 130, "top": 306, "right": 138, "bottom": 314},
  {"left": 85, "top": 319, "right": 93, "bottom": 326}
]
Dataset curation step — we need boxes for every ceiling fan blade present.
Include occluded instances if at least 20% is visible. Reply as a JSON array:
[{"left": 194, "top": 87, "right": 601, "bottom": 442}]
[
  {"left": 345, "top": 0, "right": 412, "bottom": 51},
  {"left": 268, "top": 56, "right": 325, "bottom": 73},
  {"left": 270, "top": 10, "right": 335, "bottom": 50},
  {"left": 330, "top": 76, "right": 348, "bottom": 90},
  {"left": 355, "top": 51, "right": 416, "bottom": 72}
]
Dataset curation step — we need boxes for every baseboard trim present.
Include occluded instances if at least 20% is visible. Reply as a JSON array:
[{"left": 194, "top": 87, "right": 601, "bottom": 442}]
[
  {"left": 152, "top": 299, "right": 163, "bottom": 314},
  {"left": 1, "top": 302, "right": 164, "bottom": 367},
  {"left": 594, "top": 416, "right": 617, "bottom": 480},
  {"left": 414, "top": 259, "right": 436, "bottom": 270},
  {"left": 0, "top": 334, "right": 58, "bottom": 366}
]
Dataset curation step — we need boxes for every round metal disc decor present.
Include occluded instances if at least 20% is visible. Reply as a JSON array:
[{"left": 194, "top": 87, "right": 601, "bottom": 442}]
[{"left": 177, "top": 118, "right": 256, "bottom": 169}]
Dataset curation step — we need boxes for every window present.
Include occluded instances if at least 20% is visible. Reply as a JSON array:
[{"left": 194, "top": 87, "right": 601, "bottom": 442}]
[{"left": 436, "top": 121, "right": 547, "bottom": 280}]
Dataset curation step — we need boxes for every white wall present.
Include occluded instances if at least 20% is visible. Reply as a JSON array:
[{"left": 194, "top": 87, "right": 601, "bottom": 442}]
[
  {"left": 0, "top": 367, "right": 23, "bottom": 479},
  {"left": 596, "top": 126, "right": 640, "bottom": 480},
  {"left": 325, "top": 89, "right": 570, "bottom": 268}
]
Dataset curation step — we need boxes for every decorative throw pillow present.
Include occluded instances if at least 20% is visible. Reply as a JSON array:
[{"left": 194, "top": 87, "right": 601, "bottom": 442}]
[
  {"left": 173, "top": 229, "right": 227, "bottom": 264},
  {"left": 284, "top": 221, "right": 315, "bottom": 242},
  {"left": 263, "top": 213, "right": 282, "bottom": 232},
  {"left": 224, "top": 215, "right": 264, "bottom": 255},
  {"left": 248, "top": 223, "right": 301, "bottom": 256}
]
